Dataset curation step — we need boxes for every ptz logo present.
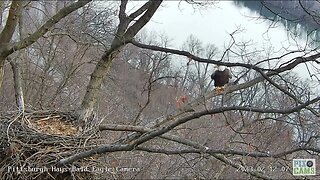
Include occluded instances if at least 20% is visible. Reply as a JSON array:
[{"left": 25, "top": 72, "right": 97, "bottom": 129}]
[{"left": 293, "top": 159, "right": 316, "bottom": 176}]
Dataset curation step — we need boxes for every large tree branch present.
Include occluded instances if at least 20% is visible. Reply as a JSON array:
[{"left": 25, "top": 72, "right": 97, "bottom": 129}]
[
  {"left": 131, "top": 40, "right": 320, "bottom": 72},
  {"left": 0, "top": 0, "right": 22, "bottom": 44},
  {"left": 128, "top": 1, "right": 152, "bottom": 20},
  {"left": 65, "top": 122, "right": 279, "bottom": 179},
  {"left": 58, "top": 141, "right": 270, "bottom": 179},
  {"left": 119, "top": 0, "right": 128, "bottom": 19},
  {"left": 64, "top": 124, "right": 269, "bottom": 178},
  {"left": 99, "top": 124, "right": 146, "bottom": 132},
  {"left": 131, "top": 40, "right": 267, "bottom": 70},
  {"left": 112, "top": 0, "right": 129, "bottom": 41},
  {"left": 58, "top": 144, "right": 133, "bottom": 166},
  {"left": 99, "top": 122, "right": 320, "bottom": 178},
  {"left": 62, "top": 96, "right": 318, "bottom": 178},
  {"left": 60, "top": 123, "right": 206, "bottom": 166},
  {"left": 135, "top": 148, "right": 272, "bottom": 179},
  {"left": 126, "top": 96, "right": 320, "bottom": 148},
  {"left": 111, "top": 1, "right": 157, "bottom": 47},
  {"left": 99, "top": 123, "right": 320, "bottom": 160},
  {"left": 124, "top": 1, "right": 163, "bottom": 39},
  {"left": 100, "top": 96, "right": 320, "bottom": 155},
  {"left": 99, "top": 124, "right": 208, "bottom": 149},
  {"left": 3, "top": 0, "right": 91, "bottom": 57},
  {"left": 135, "top": 146, "right": 320, "bottom": 158}
]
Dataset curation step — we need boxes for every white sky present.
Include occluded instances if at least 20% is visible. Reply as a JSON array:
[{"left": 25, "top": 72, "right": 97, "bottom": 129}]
[{"left": 143, "top": 1, "right": 292, "bottom": 50}]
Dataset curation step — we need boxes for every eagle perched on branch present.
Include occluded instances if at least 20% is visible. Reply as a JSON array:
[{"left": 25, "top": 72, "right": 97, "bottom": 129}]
[{"left": 211, "top": 65, "right": 232, "bottom": 87}]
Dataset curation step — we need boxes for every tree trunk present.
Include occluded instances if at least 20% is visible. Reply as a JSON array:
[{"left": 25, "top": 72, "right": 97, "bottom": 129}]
[
  {"left": 0, "top": 1, "right": 22, "bottom": 90},
  {"left": 9, "top": 58, "right": 25, "bottom": 111},
  {"left": 78, "top": 0, "right": 163, "bottom": 127},
  {"left": 79, "top": 45, "right": 123, "bottom": 125},
  {"left": 8, "top": 8, "right": 27, "bottom": 112},
  {"left": 0, "top": 58, "right": 4, "bottom": 93}
]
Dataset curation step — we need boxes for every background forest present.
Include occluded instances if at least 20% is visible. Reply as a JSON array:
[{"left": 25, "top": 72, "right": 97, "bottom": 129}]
[{"left": 0, "top": 0, "right": 320, "bottom": 179}]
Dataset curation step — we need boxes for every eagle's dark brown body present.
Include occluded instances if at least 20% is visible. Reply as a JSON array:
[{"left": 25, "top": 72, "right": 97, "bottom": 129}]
[{"left": 211, "top": 68, "right": 232, "bottom": 87}]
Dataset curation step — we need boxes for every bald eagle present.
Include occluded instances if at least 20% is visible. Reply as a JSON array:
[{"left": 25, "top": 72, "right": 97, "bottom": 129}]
[{"left": 211, "top": 66, "right": 232, "bottom": 87}]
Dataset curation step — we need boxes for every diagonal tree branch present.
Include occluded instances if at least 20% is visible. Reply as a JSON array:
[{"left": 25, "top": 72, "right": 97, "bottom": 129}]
[
  {"left": 59, "top": 96, "right": 319, "bottom": 166},
  {"left": 112, "top": 0, "right": 130, "bottom": 41},
  {"left": 128, "top": 1, "right": 152, "bottom": 20},
  {"left": 124, "top": 1, "right": 163, "bottom": 39},
  {"left": 119, "top": 0, "right": 128, "bottom": 19},
  {"left": 3, "top": 0, "right": 91, "bottom": 57},
  {"left": 135, "top": 146, "right": 320, "bottom": 159},
  {"left": 127, "top": 96, "right": 320, "bottom": 149},
  {"left": 99, "top": 124, "right": 208, "bottom": 149},
  {"left": 131, "top": 40, "right": 320, "bottom": 72},
  {"left": 0, "top": 0, "right": 23, "bottom": 44}
]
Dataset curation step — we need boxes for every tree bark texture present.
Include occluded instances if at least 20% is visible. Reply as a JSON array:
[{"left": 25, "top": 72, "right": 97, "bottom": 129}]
[
  {"left": 0, "top": 1, "right": 22, "bottom": 43},
  {"left": 0, "top": 1, "right": 23, "bottom": 90},
  {"left": 10, "top": 58, "right": 24, "bottom": 111},
  {"left": 79, "top": 47, "right": 122, "bottom": 124},
  {"left": 0, "top": 58, "right": 4, "bottom": 93}
]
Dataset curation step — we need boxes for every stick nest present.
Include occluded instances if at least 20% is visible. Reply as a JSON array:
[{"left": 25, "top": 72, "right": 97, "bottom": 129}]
[{"left": 0, "top": 110, "right": 101, "bottom": 180}]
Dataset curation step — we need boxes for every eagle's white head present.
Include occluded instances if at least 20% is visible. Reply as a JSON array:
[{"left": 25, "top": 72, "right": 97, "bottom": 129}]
[{"left": 215, "top": 65, "right": 226, "bottom": 71}]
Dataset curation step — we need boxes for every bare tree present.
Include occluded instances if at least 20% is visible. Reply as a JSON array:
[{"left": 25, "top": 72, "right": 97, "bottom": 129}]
[
  {"left": 79, "top": 1, "right": 163, "bottom": 124},
  {"left": 0, "top": 0, "right": 91, "bottom": 90}
]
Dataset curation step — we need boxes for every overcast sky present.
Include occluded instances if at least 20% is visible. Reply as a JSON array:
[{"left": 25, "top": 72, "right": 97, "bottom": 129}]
[{"left": 143, "top": 1, "right": 297, "bottom": 50}]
